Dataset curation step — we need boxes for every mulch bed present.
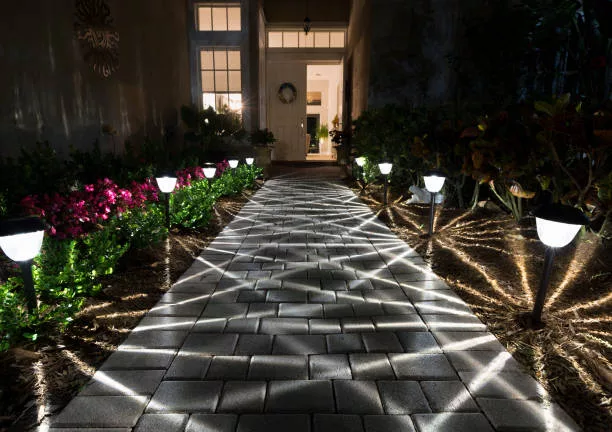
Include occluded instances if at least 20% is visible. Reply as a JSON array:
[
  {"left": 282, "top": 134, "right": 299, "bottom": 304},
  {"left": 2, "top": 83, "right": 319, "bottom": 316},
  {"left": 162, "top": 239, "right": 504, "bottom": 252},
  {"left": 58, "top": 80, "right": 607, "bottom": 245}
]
[
  {"left": 358, "top": 183, "right": 611, "bottom": 432},
  {"left": 0, "top": 187, "right": 259, "bottom": 432}
]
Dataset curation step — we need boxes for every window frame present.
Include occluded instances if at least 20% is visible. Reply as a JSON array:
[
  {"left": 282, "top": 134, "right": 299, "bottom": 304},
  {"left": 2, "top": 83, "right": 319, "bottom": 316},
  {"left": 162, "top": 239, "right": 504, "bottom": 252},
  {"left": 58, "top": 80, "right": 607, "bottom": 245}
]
[
  {"left": 266, "top": 29, "right": 346, "bottom": 49},
  {"left": 195, "top": 2, "right": 242, "bottom": 32},
  {"left": 199, "top": 46, "right": 243, "bottom": 113}
]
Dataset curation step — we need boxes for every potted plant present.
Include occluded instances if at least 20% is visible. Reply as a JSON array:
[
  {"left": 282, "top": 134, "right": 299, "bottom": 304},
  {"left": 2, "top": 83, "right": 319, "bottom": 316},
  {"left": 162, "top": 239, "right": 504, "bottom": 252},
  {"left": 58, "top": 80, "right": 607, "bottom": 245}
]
[
  {"left": 249, "top": 128, "right": 276, "bottom": 178},
  {"left": 316, "top": 124, "right": 329, "bottom": 144}
]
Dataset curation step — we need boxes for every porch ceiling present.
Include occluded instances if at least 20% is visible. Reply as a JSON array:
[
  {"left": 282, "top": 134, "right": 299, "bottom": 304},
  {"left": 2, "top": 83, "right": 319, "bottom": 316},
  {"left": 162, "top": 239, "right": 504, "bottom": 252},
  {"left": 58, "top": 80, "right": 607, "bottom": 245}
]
[{"left": 263, "top": 0, "right": 350, "bottom": 23}]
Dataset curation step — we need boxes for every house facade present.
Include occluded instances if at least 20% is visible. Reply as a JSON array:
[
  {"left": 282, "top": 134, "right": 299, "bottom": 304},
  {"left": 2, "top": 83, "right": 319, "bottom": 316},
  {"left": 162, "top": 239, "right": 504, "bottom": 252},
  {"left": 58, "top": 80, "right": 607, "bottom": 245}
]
[{"left": 0, "top": 0, "right": 459, "bottom": 160}]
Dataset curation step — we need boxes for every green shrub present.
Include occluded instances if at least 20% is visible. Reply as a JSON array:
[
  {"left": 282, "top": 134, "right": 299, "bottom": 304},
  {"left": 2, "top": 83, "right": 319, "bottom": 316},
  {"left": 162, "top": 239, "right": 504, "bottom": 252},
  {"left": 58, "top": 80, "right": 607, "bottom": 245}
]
[
  {"left": 171, "top": 179, "right": 218, "bottom": 229},
  {"left": 115, "top": 203, "right": 167, "bottom": 249}
]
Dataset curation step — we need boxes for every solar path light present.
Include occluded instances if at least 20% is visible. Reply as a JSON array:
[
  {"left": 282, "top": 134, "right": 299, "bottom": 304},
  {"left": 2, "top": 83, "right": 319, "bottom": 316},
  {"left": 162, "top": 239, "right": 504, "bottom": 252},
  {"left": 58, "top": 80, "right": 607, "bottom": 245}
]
[
  {"left": 532, "top": 203, "right": 588, "bottom": 325},
  {"left": 378, "top": 162, "right": 393, "bottom": 206},
  {"left": 423, "top": 169, "right": 446, "bottom": 235},
  {"left": 0, "top": 217, "right": 45, "bottom": 312},
  {"left": 155, "top": 176, "right": 177, "bottom": 230}
]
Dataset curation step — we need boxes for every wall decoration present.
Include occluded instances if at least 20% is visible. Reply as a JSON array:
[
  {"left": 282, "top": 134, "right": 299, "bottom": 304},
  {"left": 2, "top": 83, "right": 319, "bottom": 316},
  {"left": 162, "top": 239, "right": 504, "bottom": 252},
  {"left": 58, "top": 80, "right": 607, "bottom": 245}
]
[
  {"left": 74, "top": 0, "right": 120, "bottom": 78},
  {"left": 307, "top": 91, "right": 322, "bottom": 106},
  {"left": 278, "top": 82, "right": 297, "bottom": 104}
]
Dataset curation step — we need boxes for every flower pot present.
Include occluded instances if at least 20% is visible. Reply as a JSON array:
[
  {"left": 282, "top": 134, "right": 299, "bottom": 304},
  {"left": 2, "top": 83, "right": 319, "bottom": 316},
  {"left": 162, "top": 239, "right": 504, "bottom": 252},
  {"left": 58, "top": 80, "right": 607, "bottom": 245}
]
[{"left": 254, "top": 146, "right": 272, "bottom": 179}]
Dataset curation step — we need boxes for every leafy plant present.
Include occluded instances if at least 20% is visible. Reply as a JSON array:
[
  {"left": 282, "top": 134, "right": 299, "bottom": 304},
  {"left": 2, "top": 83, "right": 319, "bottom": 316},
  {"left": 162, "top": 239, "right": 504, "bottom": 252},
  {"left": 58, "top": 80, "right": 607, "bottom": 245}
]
[{"left": 249, "top": 128, "right": 277, "bottom": 147}]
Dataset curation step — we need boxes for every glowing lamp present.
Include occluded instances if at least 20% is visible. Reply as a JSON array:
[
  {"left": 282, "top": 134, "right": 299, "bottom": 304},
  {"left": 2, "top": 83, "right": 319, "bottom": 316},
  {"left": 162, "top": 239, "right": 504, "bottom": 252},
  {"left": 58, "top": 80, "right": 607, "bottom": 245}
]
[
  {"left": 228, "top": 159, "right": 239, "bottom": 169},
  {"left": 424, "top": 170, "right": 446, "bottom": 193},
  {"left": 203, "top": 163, "right": 217, "bottom": 179},
  {"left": 245, "top": 157, "right": 254, "bottom": 166},
  {"left": 155, "top": 176, "right": 177, "bottom": 194},
  {"left": 531, "top": 204, "right": 588, "bottom": 325},
  {"left": 355, "top": 157, "right": 366, "bottom": 167},
  {"left": 0, "top": 217, "right": 45, "bottom": 312},
  {"left": 378, "top": 162, "right": 393, "bottom": 175}
]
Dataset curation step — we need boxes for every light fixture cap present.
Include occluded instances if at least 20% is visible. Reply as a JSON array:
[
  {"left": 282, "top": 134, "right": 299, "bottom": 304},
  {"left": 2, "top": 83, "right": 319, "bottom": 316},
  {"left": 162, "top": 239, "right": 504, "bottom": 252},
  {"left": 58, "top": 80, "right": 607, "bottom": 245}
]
[
  {"left": 202, "top": 163, "right": 217, "bottom": 179},
  {"left": 155, "top": 176, "right": 177, "bottom": 193},
  {"left": 0, "top": 217, "right": 46, "bottom": 262},
  {"left": 228, "top": 159, "right": 239, "bottom": 169},
  {"left": 355, "top": 156, "right": 366, "bottom": 167},
  {"left": 245, "top": 157, "right": 255, "bottom": 166},
  {"left": 378, "top": 162, "right": 393, "bottom": 175},
  {"left": 423, "top": 169, "right": 447, "bottom": 193},
  {"left": 534, "top": 204, "right": 588, "bottom": 248}
]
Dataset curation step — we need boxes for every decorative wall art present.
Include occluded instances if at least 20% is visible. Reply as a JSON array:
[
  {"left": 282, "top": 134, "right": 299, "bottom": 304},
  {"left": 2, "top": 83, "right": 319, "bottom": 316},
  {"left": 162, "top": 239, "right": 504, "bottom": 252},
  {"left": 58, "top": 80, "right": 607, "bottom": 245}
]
[
  {"left": 278, "top": 82, "right": 297, "bottom": 104},
  {"left": 306, "top": 91, "right": 322, "bottom": 106},
  {"left": 74, "top": 0, "right": 120, "bottom": 78}
]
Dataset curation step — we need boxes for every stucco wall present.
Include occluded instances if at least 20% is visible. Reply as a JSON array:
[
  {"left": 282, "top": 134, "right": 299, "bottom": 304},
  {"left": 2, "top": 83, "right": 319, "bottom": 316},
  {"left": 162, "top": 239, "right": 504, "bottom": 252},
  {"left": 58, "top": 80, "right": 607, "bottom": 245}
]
[
  {"left": 0, "top": 0, "right": 191, "bottom": 157},
  {"left": 346, "top": 0, "right": 371, "bottom": 122},
  {"left": 367, "top": 0, "right": 460, "bottom": 107}
]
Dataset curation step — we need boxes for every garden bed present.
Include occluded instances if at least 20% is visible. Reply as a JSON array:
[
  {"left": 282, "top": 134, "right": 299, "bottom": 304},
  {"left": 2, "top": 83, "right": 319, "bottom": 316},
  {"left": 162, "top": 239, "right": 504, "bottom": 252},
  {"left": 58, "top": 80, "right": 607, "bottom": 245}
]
[
  {"left": 0, "top": 190, "right": 257, "bottom": 432},
  {"left": 359, "top": 183, "right": 611, "bottom": 432}
]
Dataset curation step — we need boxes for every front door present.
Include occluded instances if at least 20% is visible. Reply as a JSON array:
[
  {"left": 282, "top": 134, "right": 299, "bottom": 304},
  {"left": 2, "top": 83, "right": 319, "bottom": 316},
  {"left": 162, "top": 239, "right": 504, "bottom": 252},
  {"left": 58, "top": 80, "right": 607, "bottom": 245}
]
[{"left": 267, "top": 61, "right": 307, "bottom": 161}]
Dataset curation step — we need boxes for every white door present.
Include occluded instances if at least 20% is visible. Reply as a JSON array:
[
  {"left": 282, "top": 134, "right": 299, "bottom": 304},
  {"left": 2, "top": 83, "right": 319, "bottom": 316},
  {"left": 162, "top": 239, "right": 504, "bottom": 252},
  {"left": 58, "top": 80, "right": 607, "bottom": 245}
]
[{"left": 267, "top": 61, "right": 307, "bottom": 161}]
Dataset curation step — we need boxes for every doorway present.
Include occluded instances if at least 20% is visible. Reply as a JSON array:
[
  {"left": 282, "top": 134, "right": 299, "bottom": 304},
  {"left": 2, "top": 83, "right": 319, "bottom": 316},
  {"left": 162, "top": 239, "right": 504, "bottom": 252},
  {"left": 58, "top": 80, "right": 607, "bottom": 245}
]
[{"left": 306, "top": 64, "right": 343, "bottom": 161}]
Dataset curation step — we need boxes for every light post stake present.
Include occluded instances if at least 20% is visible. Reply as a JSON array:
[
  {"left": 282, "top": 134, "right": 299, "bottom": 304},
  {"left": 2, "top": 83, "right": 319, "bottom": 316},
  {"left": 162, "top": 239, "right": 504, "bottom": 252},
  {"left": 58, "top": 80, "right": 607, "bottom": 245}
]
[
  {"left": 429, "top": 192, "right": 436, "bottom": 235},
  {"left": 0, "top": 217, "right": 46, "bottom": 314},
  {"left": 531, "top": 203, "right": 588, "bottom": 326},
  {"left": 378, "top": 162, "right": 393, "bottom": 207},
  {"left": 532, "top": 247, "right": 554, "bottom": 324},
  {"left": 18, "top": 260, "right": 37, "bottom": 312},
  {"left": 383, "top": 176, "right": 389, "bottom": 206},
  {"left": 423, "top": 169, "right": 446, "bottom": 236}
]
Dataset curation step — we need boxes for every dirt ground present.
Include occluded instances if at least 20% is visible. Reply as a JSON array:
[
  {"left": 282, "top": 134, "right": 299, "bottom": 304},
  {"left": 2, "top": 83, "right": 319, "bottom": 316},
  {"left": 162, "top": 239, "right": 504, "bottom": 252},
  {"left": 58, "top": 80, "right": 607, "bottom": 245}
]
[
  {"left": 0, "top": 188, "right": 257, "bottom": 432},
  {"left": 359, "top": 183, "right": 612, "bottom": 432}
]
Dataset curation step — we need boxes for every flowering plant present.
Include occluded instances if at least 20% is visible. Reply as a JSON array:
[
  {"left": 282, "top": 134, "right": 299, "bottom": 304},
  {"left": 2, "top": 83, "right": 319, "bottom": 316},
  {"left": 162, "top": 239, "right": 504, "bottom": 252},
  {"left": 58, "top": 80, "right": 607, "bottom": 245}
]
[{"left": 21, "top": 178, "right": 159, "bottom": 239}]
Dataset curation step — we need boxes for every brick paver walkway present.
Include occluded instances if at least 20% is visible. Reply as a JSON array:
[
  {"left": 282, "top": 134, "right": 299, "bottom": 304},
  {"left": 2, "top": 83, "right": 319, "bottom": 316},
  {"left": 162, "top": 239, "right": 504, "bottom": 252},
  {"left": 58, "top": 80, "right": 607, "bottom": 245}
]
[{"left": 50, "top": 173, "right": 580, "bottom": 431}]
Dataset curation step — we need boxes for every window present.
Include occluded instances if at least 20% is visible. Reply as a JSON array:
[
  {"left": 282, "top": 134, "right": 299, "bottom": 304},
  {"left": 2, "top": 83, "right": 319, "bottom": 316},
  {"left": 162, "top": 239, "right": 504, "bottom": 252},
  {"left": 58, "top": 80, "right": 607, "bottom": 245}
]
[
  {"left": 267, "top": 30, "right": 345, "bottom": 48},
  {"left": 197, "top": 4, "right": 241, "bottom": 31},
  {"left": 200, "top": 48, "right": 242, "bottom": 112}
]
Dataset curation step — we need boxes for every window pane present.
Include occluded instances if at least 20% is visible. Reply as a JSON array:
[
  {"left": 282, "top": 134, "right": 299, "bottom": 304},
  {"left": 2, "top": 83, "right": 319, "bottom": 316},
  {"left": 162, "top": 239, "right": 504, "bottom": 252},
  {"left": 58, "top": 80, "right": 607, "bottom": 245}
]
[
  {"left": 213, "top": 50, "right": 227, "bottom": 69},
  {"left": 314, "top": 32, "right": 330, "bottom": 48},
  {"left": 203, "top": 93, "right": 216, "bottom": 109},
  {"left": 227, "top": 7, "right": 241, "bottom": 31},
  {"left": 201, "top": 71, "right": 215, "bottom": 91},
  {"left": 228, "top": 71, "right": 241, "bottom": 91},
  {"left": 212, "top": 7, "right": 227, "bottom": 31},
  {"left": 216, "top": 93, "right": 229, "bottom": 110},
  {"left": 215, "top": 71, "right": 228, "bottom": 91},
  {"left": 228, "top": 93, "right": 242, "bottom": 111},
  {"left": 330, "top": 31, "right": 345, "bottom": 48},
  {"left": 227, "top": 50, "right": 240, "bottom": 69},
  {"left": 268, "top": 31, "right": 282, "bottom": 47},
  {"left": 299, "top": 32, "right": 314, "bottom": 47},
  {"left": 283, "top": 31, "right": 298, "bottom": 48},
  {"left": 200, "top": 50, "right": 214, "bottom": 69},
  {"left": 197, "top": 7, "right": 212, "bottom": 31}
]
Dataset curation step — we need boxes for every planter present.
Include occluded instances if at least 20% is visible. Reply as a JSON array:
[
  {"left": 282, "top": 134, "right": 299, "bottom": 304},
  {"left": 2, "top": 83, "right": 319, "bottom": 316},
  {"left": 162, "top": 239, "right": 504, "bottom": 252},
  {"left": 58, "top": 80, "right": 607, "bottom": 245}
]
[{"left": 254, "top": 146, "right": 272, "bottom": 179}]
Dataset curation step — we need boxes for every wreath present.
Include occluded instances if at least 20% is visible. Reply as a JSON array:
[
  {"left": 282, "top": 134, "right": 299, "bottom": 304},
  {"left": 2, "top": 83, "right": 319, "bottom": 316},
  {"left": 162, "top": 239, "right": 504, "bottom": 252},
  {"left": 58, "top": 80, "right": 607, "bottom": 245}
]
[{"left": 278, "top": 82, "right": 297, "bottom": 104}]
